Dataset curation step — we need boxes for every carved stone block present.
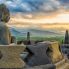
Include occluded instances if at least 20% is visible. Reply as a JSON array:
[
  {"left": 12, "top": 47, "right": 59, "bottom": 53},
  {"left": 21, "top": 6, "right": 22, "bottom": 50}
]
[
  {"left": 25, "top": 41, "right": 63, "bottom": 66},
  {"left": 0, "top": 45, "right": 26, "bottom": 68}
]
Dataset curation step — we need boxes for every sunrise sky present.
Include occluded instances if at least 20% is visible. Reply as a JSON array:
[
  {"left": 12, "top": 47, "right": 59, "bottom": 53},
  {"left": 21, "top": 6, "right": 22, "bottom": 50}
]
[
  {"left": 1, "top": 0, "right": 69, "bottom": 28},
  {"left": 1, "top": 0, "right": 69, "bottom": 13},
  {"left": 9, "top": 12, "right": 69, "bottom": 24}
]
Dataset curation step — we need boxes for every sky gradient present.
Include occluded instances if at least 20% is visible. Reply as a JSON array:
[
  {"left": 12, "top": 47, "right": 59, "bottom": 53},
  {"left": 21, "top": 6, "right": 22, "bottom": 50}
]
[
  {"left": 0, "top": 0, "right": 69, "bottom": 28},
  {"left": 0, "top": 0, "right": 69, "bottom": 13}
]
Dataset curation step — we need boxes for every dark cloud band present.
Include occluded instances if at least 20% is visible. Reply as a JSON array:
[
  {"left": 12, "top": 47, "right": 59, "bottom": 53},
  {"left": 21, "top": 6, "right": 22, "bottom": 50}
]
[{"left": 0, "top": 0, "right": 69, "bottom": 13}]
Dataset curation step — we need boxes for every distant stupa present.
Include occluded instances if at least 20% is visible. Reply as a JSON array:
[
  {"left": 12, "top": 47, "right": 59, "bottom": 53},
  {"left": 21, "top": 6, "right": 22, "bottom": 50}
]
[
  {"left": 64, "top": 30, "right": 69, "bottom": 44},
  {"left": 27, "top": 32, "right": 31, "bottom": 45}
]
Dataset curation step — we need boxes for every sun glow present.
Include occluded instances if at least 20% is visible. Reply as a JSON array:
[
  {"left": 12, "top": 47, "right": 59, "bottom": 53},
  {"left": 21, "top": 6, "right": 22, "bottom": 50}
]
[
  {"left": 8, "top": 12, "right": 69, "bottom": 29},
  {"left": 9, "top": 13, "right": 69, "bottom": 24}
]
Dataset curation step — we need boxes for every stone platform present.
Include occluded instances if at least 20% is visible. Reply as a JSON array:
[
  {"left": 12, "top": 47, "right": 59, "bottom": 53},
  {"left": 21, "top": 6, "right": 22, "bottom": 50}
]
[
  {"left": 23, "top": 41, "right": 69, "bottom": 69},
  {"left": 24, "top": 58, "right": 69, "bottom": 69},
  {"left": 0, "top": 45, "right": 26, "bottom": 68}
]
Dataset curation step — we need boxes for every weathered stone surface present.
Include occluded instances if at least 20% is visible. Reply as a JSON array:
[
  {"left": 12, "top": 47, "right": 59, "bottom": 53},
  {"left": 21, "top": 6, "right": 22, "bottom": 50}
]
[
  {"left": 0, "top": 4, "right": 11, "bottom": 45},
  {"left": 0, "top": 45, "right": 26, "bottom": 68},
  {"left": 25, "top": 41, "right": 63, "bottom": 66},
  {"left": 61, "top": 44, "right": 69, "bottom": 54},
  {"left": 26, "top": 42, "right": 51, "bottom": 66},
  {"left": 0, "top": 23, "right": 11, "bottom": 45},
  {"left": 55, "top": 58, "right": 69, "bottom": 69},
  {"left": 61, "top": 44, "right": 69, "bottom": 59},
  {"left": 0, "top": 4, "right": 10, "bottom": 23},
  {"left": 45, "top": 41, "right": 63, "bottom": 63},
  {"left": 24, "top": 64, "right": 56, "bottom": 69}
]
